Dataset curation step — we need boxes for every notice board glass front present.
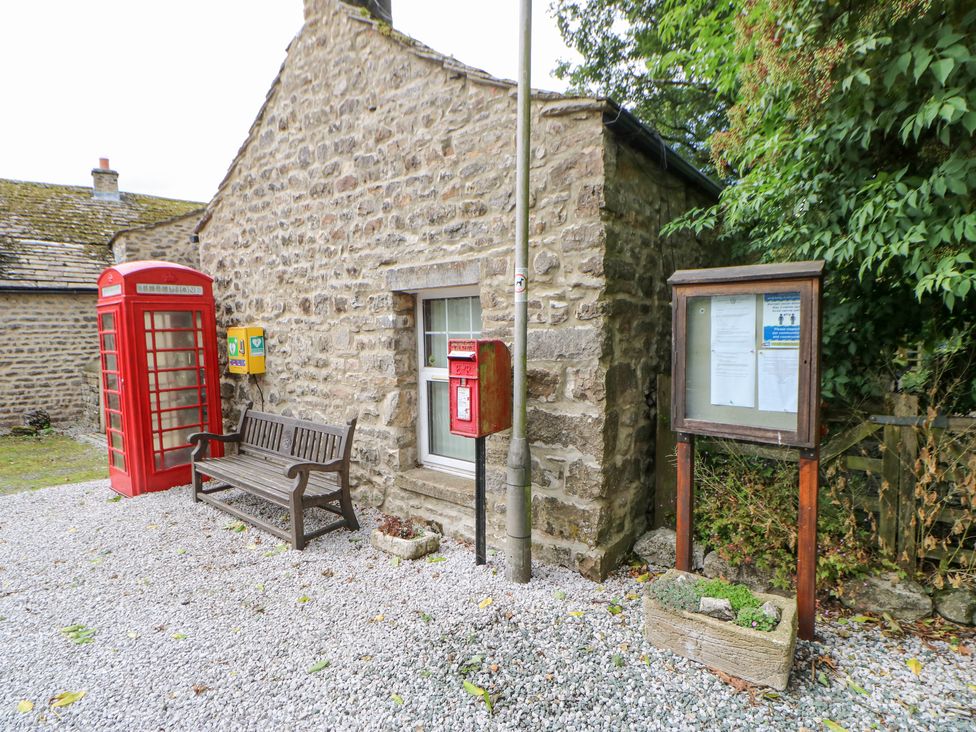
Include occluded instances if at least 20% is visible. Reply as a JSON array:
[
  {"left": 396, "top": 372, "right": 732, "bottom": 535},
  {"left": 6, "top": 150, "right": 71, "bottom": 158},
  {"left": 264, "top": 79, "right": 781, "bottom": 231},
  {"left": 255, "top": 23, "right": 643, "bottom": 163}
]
[{"left": 670, "top": 265, "right": 823, "bottom": 448}]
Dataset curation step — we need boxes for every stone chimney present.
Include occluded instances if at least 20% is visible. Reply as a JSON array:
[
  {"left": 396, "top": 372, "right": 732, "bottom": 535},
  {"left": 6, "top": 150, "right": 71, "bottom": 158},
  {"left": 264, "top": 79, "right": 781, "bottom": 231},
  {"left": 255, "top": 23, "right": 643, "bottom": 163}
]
[
  {"left": 328, "top": 0, "right": 391, "bottom": 23},
  {"left": 92, "top": 158, "right": 120, "bottom": 201}
]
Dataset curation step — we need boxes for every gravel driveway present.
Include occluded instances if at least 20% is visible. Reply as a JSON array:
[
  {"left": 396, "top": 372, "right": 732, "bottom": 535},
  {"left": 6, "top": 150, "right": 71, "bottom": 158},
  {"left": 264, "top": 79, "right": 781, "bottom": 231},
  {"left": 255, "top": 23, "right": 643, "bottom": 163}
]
[{"left": 0, "top": 479, "right": 972, "bottom": 731}]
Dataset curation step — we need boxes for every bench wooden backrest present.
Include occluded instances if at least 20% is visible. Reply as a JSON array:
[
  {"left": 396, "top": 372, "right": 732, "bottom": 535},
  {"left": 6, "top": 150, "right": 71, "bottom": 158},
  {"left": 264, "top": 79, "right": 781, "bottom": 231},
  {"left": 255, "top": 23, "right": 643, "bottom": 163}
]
[{"left": 236, "top": 406, "right": 356, "bottom": 467}]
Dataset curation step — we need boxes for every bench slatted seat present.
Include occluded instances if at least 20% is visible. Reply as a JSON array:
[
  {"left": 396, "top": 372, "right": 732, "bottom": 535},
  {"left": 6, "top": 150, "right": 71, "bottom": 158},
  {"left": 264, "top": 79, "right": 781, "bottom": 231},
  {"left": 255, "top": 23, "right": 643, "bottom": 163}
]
[{"left": 189, "top": 404, "right": 358, "bottom": 549}]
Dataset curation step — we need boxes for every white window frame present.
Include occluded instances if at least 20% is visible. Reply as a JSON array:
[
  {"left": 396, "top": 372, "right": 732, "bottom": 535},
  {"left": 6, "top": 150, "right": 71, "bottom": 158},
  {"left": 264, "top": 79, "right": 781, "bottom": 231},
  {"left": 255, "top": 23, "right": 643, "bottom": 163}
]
[{"left": 416, "top": 286, "right": 480, "bottom": 477}]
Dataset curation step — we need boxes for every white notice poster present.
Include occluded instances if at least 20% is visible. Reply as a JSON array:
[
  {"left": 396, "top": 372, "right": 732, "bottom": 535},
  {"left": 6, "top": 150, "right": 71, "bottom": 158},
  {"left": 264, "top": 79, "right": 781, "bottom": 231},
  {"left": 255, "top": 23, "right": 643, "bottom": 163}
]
[
  {"left": 710, "top": 295, "right": 756, "bottom": 408},
  {"left": 457, "top": 386, "right": 472, "bottom": 421},
  {"left": 758, "top": 349, "right": 799, "bottom": 413}
]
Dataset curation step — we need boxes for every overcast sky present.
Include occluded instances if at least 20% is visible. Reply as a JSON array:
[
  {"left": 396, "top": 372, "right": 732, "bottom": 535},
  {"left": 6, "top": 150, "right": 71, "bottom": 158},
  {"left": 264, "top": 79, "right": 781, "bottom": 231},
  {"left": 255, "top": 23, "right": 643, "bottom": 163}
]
[{"left": 0, "top": 1, "right": 579, "bottom": 203}]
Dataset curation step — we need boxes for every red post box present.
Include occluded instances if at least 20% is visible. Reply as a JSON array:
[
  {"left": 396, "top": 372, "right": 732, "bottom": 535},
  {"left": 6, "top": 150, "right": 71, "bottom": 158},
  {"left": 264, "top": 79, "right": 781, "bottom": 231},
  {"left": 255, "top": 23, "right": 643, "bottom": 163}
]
[
  {"left": 96, "top": 262, "right": 223, "bottom": 497},
  {"left": 448, "top": 339, "right": 513, "bottom": 438}
]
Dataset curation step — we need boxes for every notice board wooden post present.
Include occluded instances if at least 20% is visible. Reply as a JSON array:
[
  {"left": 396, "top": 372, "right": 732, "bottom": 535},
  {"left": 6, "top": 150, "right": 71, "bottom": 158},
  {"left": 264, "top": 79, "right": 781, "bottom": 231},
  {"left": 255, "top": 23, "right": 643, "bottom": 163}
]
[{"left": 668, "top": 261, "right": 824, "bottom": 641}]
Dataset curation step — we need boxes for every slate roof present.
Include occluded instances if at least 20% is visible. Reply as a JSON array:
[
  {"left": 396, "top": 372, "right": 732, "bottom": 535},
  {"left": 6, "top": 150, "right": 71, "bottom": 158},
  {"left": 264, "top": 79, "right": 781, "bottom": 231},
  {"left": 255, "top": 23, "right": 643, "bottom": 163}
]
[{"left": 0, "top": 178, "right": 203, "bottom": 291}]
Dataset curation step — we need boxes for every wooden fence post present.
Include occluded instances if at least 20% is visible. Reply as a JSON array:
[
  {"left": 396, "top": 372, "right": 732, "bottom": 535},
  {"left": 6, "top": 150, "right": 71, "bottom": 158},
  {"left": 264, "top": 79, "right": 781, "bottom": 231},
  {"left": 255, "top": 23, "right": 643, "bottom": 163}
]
[
  {"left": 654, "top": 374, "right": 678, "bottom": 529},
  {"left": 894, "top": 394, "right": 919, "bottom": 570},
  {"left": 879, "top": 400, "right": 900, "bottom": 557}
]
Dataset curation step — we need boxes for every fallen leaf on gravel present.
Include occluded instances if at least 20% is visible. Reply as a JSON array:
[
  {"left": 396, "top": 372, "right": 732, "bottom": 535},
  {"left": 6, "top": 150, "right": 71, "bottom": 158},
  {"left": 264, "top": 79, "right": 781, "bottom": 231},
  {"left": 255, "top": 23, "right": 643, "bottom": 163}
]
[
  {"left": 371, "top": 614, "right": 385, "bottom": 622},
  {"left": 568, "top": 611, "right": 584, "bottom": 618},
  {"left": 263, "top": 543, "right": 288, "bottom": 557},
  {"left": 489, "top": 663, "right": 499, "bottom": 672},
  {"left": 322, "top": 568, "right": 334, "bottom": 577},
  {"left": 192, "top": 684, "right": 209, "bottom": 695},
  {"left": 307, "top": 660, "right": 330, "bottom": 674},
  {"left": 225, "top": 521, "right": 247, "bottom": 533},
  {"left": 763, "top": 692, "right": 780, "bottom": 700},
  {"left": 171, "top": 633, "right": 187, "bottom": 640},
  {"left": 419, "top": 612, "right": 433, "bottom": 623},
  {"left": 817, "top": 671, "right": 830, "bottom": 687},
  {"left": 967, "top": 683, "right": 976, "bottom": 693},
  {"left": 553, "top": 590, "right": 567, "bottom": 600},
  {"left": 391, "top": 556, "right": 401, "bottom": 567},
  {"left": 612, "top": 654, "right": 624, "bottom": 667},
  {"left": 478, "top": 597, "right": 493, "bottom": 609},
  {"left": 426, "top": 555, "right": 447, "bottom": 563},
  {"left": 607, "top": 601, "right": 623, "bottom": 615},
  {"left": 845, "top": 676, "right": 868, "bottom": 696},
  {"left": 391, "top": 693, "right": 404, "bottom": 705},
  {"left": 882, "top": 612, "right": 902, "bottom": 634},
  {"left": 462, "top": 680, "right": 493, "bottom": 713},
  {"left": 61, "top": 625, "right": 96, "bottom": 645},
  {"left": 459, "top": 654, "right": 483, "bottom": 675},
  {"left": 107, "top": 496, "right": 122, "bottom": 503},
  {"left": 126, "top": 631, "right": 139, "bottom": 639},
  {"left": 849, "top": 615, "right": 874, "bottom": 623},
  {"left": 49, "top": 691, "right": 85, "bottom": 708},
  {"left": 822, "top": 720, "right": 848, "bottom": 732},
  {"left": 17, "top": 700, "right": 33, "bottom": 713},
  {"left": 298, "top": 595, "right": 311, "bottom": 604},
  {"left": 635, "top": 573, "right": 651, "bottom": 583},
  {"left": 624, "top": 592, "right": 639, "bottom": 601},
  {"left": 906, "top": 658, "right": 922, "bottom": 676}
]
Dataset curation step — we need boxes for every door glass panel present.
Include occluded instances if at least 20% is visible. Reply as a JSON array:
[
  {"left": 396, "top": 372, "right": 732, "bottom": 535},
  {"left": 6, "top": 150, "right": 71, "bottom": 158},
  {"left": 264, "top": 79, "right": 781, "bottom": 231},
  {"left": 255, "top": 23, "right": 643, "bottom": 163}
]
[
  {"left": 428, "top": 381, "right": 474, "bottom": 461},
  {"left": 104, "top": 354, "right": 118, "bottom": 372},
  {"left": 111, "top": 451, "right": 126, "bottom": 469},
  {"left": 155, "top": 447, "right": 193, "bottom": 470},
  {"left": 102, "top": 334, "right": 116, "bottom": 351},
  {"left": 154, "top": 330, "right": 197, "bottom": 350},
  {"left": 107, "top": 393, "right": 120, "bottom": 411},
  {"left": 154, "top": 311, "right": 195, "bottom": 329},
  {"left": 109, "top": 412, "right": 122, "bottom": 431},
  {"left": 108, "top": 431, "right": 124, "bottom": 450},
  {"left": 157, "top": 389, "right": 200, "bottom": 409},
  {"left": 101, "top": 313, "right": 115, "bottom": 330},
  {"left": 156, "top": 369, "right": 197, "bottom": 389},
  {"left": 157, "top": 407, "right": 201, "bottom": 430},
  {"left": 155, "top": 350, "right": 199, "bottom": 369},
  {"left": 161, "top": 426, "right": 198, "bottom": 450}
]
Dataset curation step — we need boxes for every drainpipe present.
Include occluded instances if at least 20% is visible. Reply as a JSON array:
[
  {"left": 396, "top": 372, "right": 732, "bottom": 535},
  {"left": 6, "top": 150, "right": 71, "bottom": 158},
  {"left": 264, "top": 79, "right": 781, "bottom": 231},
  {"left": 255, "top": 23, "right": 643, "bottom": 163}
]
[{"left": 506, "top": 0, "right": 532, "bottom": 584}]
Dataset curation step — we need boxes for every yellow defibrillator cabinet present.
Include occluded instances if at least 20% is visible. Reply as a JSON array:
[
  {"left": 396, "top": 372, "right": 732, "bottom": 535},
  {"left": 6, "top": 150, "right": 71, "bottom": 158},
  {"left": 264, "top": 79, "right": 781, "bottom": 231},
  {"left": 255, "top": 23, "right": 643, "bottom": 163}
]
[{"left": 227, "top": 326, "right": 266, "bottom": 374}]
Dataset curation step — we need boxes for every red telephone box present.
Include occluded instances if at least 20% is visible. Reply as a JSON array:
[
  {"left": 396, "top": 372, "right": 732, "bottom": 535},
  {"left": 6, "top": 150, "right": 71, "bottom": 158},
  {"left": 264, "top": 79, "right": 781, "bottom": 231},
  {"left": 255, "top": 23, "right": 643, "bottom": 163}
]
[
  {"left": 96, "top": 262, "right": 223, "bottom": 497},
  {"left": 448, "top": 339, "right": 513, "bottom": 438}
]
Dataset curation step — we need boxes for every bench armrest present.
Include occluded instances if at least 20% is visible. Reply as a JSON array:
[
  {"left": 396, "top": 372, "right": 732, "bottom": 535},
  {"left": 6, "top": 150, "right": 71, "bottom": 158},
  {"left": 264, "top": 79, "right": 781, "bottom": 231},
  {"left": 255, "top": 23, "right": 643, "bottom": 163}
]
[
  {"left": 189, "top": 432, "right": 241, "bottom": 462},
  {"left": 285, "top": 458, "right": 344, "bottom": 479},
  {"left": 189, "top": 432, "right": 242, "bottom": 445}
]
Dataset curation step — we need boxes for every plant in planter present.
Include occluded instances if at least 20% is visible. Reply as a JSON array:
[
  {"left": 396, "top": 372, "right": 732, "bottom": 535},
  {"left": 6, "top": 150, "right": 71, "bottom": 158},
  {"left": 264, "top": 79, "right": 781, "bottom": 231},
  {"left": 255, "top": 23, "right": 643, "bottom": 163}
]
[
  {"left": 644, "top": 569, "right": 797, "bottom": 690},
  {"left": 370, "top": 514, "right": 440, "bottom": 560}
]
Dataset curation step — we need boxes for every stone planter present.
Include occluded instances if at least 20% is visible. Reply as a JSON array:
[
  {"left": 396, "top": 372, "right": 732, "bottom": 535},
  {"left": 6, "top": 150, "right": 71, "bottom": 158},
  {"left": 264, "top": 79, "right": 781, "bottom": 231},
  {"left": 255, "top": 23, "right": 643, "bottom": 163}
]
[
  {"left": 643, "top": 569, "right": 797, "bottom": 690},
  {"left": 370, "top": 528, "right": 440, "bottom": 560}
]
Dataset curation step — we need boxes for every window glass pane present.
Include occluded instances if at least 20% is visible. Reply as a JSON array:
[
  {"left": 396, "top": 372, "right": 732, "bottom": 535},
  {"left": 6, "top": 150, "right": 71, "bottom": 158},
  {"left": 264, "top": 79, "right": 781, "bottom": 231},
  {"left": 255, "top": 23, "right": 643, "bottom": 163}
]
[
  {"left": 111, "top": 451, "right": 126, "bottom": 470},
  {"left": 471, "top": 298, "right": 482, "bottom": 336},
  {"left": 108, "top": 430, "right": 124, "bottom": 450},
  {"left": 109, "top": 412, "right": 122, "bottom": 431},
  {"left": 101, "top": 313, "right": 115, "bottom": 331},
  {"left": 153, "top": 311, "right": 195, "bottom": 329},
  {"left": 107, "top": 393, "right": 121, "bottom": 411},
  {"left": 153, "top": 330, "right": 197, "bottom": 350},
  {"left": 447, "top": 297, "right": 471, "bottom": 335},
  {"left": 154, "top": 350, "right": 199, "bottom": 369},
  {"left": 102, "top": 333, "right": 116, "bottom": 351},
  {"left": 425, "top": 299, "right": 446, "bottom": 332},
  {"left": 104, "top": 354, "right": 118, "bottom": 372},
  {"left": 428, "top": 381, "right": 474, "bottom": 461},
  {"left": 424, "top": 334, "right": 447, "bottom": 368},
  {"left": 144, "top": 312, "right": 152, "bottom": 328},
  {"left": 104, "top": 373, "right": 119, "bottom": 391}
]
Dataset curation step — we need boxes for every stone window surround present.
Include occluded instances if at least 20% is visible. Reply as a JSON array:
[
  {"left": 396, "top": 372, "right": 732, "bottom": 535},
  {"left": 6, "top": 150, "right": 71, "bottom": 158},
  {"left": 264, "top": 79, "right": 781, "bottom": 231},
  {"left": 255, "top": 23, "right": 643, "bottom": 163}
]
[{"left": 388, "top": 258, "right": 485, "bottom": 480}]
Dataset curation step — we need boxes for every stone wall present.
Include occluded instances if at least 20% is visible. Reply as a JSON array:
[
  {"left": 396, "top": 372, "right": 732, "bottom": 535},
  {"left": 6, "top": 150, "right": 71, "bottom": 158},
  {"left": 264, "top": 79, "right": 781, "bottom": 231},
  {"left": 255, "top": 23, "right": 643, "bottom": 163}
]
[
  {"left": 198, "top": 0, "right": 719, "bottom": 578},
  {"left": 0, "top": 292, "right": 99, "bottom": 426},
  {"left": 112, "top": 210, "right": 204, "bottom": 269},
  {"left": 599, "top": 133, "right": 721, "bottom": 557}
]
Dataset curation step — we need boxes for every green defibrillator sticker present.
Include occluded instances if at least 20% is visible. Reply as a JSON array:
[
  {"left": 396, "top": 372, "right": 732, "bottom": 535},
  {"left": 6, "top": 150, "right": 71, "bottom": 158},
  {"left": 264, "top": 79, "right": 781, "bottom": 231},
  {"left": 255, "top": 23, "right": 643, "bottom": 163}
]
[
  {"left": 228, "top": 337, "right": 240, "bottom": 357},
  {"left": 250, "top": 336, "right": 265, "bottom": 357}
]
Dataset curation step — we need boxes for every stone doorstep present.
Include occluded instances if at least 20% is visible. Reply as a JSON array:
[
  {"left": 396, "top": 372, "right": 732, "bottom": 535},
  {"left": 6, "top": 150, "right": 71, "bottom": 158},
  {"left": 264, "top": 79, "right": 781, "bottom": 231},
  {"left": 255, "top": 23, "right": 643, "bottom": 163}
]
[
  {"left": 643, "top": 569, "right": 798, "bottom": 691},
  {"left": 395, "top": 467, "right": 474, "bottom": 508}
]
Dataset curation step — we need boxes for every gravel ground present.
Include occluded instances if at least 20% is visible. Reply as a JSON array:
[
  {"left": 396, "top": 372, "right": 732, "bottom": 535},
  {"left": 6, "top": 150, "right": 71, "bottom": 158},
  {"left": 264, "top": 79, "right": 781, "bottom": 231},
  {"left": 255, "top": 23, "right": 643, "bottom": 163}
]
[{"left": 0, "top": 480, "right": 973, "bottom": 731}]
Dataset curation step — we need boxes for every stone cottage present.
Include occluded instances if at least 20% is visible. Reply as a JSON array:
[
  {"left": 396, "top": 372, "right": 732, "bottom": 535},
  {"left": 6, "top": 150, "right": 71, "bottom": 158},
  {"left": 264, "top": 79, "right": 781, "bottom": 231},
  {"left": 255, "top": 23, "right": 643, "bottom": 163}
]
[
  {"left": 0, "top": 161, "right": 203, "bottom": 427},
  {"left": 196, "top": 0, "right": 723, "bottom": 578}
]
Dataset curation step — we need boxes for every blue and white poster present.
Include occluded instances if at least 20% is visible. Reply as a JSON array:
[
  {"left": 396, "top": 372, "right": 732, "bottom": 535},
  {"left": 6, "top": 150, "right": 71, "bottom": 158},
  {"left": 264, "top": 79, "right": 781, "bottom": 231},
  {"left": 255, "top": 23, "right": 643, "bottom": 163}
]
[{"left": 762, "top": 293, "right": 801, "bottom": 348}]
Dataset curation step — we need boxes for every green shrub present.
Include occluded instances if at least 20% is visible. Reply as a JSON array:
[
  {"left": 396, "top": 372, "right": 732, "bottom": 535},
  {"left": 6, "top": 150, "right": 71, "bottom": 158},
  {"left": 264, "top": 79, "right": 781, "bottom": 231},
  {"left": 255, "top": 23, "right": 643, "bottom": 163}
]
[
  {"left": 734, "top": 606, "right": 778, "bottom": 632},
  {"left": 648, "top": 577, "right": 703, "bottom": 612},
  {"left": 694, "top": 578, "right": 760, "bottom": 613},
  {"left": 694, "top": 446, "right": 877, "bottom": 591}
]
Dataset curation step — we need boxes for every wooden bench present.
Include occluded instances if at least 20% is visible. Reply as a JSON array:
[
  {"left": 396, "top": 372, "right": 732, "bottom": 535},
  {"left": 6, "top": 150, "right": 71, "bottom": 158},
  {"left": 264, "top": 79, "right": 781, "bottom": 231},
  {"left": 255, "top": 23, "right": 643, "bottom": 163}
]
[{"left": 189, "top": 405, "right": 358, "bottom": 549}]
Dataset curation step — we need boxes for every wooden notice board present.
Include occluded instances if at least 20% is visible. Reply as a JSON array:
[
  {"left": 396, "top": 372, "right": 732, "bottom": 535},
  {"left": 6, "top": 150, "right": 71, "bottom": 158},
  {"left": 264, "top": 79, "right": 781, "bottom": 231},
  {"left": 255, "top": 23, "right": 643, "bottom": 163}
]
[{"left": 666, "top": 260, "right": 825, "bottom": 641}]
